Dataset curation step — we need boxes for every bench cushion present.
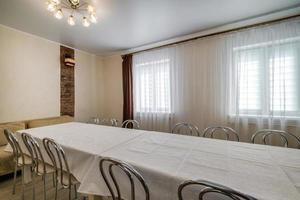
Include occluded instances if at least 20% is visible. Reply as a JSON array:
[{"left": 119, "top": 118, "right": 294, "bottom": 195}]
[
  {"left": 0, "top": 122, "right": 26, "bottom": 146},
  {"left": 0, "top": 146, "right": 14, "bottom": 176},
  {"left": 27, "top": 116, "right": 74, "bottom": 129}
]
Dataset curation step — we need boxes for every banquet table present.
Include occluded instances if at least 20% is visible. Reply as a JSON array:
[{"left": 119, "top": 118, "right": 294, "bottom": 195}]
[{"left": 12, "top": 122, "right": 300, "bottom": 200}]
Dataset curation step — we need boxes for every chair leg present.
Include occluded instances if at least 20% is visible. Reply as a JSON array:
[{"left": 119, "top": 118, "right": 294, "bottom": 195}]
[
  {"left": 55, "top": 178, "right": 58, "bottom": 200},
  {"left": 12, "top": 162, "right": 18, "bottom": 195},
  {"left": 21, "top": 166, "right": 25, "bottom": 200},
  {"left": 52, "top": 173, "right": 56, "bottom": 187},
  {"left": 69, "top": 185, "right": 72, "bottom": 200},
  {"left": 32, "top": 169, "right": 36, "bottom": 200},
  {"left": 43, "top": 174, "right": 47, "bottom": 200},
  {"left": 74, "top": 184, "right": 78, "bottom": 199}
]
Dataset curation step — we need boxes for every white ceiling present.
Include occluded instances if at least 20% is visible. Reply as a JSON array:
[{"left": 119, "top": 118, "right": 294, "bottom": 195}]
[{"left": 0, "top": 0, "right": 300, "bottom": 55}]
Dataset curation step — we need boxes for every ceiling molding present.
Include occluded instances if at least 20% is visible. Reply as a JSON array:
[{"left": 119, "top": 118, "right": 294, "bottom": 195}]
[{"left": 104, "top": 6, "right": 300, "bottom": 57}]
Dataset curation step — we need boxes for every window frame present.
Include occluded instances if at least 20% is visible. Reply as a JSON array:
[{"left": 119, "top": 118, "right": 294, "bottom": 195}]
[
  {"left": 232, "top": 38, "right": 300, "bottom": 117},
  {"left": 133, "top": 58, "right": 172, "bottom": 114}
]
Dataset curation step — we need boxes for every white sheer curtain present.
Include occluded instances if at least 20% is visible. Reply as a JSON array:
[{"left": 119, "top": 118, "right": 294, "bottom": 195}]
[{"left": 133, "top": 18, "right": 300, "bottom": 142}]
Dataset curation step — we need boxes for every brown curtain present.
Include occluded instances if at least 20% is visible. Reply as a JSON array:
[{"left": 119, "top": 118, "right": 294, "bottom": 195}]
[{"left": 122, "top": 54, "right": 134, "bottom": 122}]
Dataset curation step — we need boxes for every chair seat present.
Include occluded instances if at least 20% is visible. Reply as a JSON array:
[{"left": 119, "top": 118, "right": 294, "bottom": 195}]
[
  {"left": 17, "top": 155, "right": 32, "bottom": 166},
  {"left": 36, "top": 162, "right": 55, "bottom": 174},
  {"left": 58, "top": 170, "right": 79, "bottom": 186}
]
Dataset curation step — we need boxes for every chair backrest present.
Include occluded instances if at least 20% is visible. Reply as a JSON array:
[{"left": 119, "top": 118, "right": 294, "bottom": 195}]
[
  {"left": 122, "top": 120, "right": 140, "bottom": 129},
  {"left": 21, "top": 133, "right": 46, "bottom": 174},
  {"left": 95, "top": 118, "right": 119, "bottom": 126},
  {"left": 42, "top": 138, "right": 71, "bottom": 187},
  {"left": 203, "top": 126, "right": 239, "bottom": 141},
  {"left": 178, "top": 180, "right": 257, "bottom": 200},
  {"left": 172, "top": 123, "right": 200, "bottom": 137},
  {"left": 4, "top": 129, "right": 26, "bottom": 165},
  {"left": 110, "top": 119, "right": 119, "bottom": 127},
  {"left": 99, "top": 157, "right": 150, "bottom": 200},
  {"left": 251, "top": 129, "right": 300, "bottom": 148}
]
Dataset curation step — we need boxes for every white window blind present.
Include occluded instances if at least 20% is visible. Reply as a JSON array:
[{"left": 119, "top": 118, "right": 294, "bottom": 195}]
[
  {"left": 133, "top": 58, "right": 171, "bottom": 113},
  {"left": 236, "top": 40, "right": 300, "bottom": 117}
]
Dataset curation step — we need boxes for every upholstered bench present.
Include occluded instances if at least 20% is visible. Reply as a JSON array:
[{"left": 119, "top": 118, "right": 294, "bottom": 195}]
[
  {"left": 0, "top": 116, "right": 73, "bottom": 176},
  {"left": 0, "top": 122, "right": 25, "bottom": 176}
]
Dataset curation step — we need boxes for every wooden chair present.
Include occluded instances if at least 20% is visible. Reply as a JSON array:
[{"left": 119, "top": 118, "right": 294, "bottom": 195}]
[
  {"left": 122, "top": 120, "right": 140, "bottom": 129},
  {"left": 43, "top": 138, "right": 79, "bottom": 200},
  {"left": 99, "top": 157, "right": 150, "bottom": 200},
  {"left": 178, "top": 180, "right": 257, "bottom": 200},
  {"left": 4, "top": 129, "right": 33, "bottom": 200},
  {"left": 172, "top": 123, "right": 200, "bottom": 137},
  {"left": 21, "top": 133, "right": 55, "bottom": 200},
  {"left": 251, "top": 129, "right": 300, "bottom": 148},
  {"left": 203, "top": 126, "right": 239, "bottom": 141}
]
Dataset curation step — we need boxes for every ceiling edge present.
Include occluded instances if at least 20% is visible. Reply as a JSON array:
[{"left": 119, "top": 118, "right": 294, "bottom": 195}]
[{"left": 100, "top": 6, "right": 300, "bottom": 57}]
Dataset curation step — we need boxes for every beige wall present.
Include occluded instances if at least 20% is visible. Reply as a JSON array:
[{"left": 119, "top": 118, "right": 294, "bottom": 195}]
[
  {"left": 75, "top": 51, "right": 104, "bottom": 122},
  {"left": 101, "top": 55, "right": 123, "bottom": 122},
  {"left": 0, "top": 25, "right": 104, "bottom": 123}
]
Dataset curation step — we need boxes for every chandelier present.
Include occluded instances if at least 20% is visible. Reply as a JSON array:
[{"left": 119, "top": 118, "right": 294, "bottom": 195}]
[{"left": 46, "top": 0, "right": 97, "bottom": 27}]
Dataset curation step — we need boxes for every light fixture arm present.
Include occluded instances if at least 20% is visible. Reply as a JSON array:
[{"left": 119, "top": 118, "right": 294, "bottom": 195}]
[{"left": 46, "top": 0, "right": 97, "bottom": 27}]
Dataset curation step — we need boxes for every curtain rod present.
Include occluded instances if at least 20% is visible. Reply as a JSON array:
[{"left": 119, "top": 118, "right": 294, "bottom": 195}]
[{"left": 125, "top": 14, "right": 300, "bottom": 56}]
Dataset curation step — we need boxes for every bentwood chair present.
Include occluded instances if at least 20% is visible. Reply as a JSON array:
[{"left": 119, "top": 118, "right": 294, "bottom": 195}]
[
  {"left": 178, "top": 180, "right": 258, "bottom": 200},
  {"left": 122, "top": 119, "right": 140, "bottom": 129},
  {"left": 202, "top": 126, "right": 239, "bottom": 141},
  {"left": 172, "top": 123, "right": 200, "bottom": 137},
  {"left": 43, "top": 138, "right": 79, "bottom": 200},
  {"left": 110, "top": 118, "right": 119, "bottom": 127},
  {"left": 96, "top": 118, "right": 119, "bottom": 126},
  {"left": 4, "top": 129, "right": 33, "bottom": 200},
  {"left": 251, "top": 129, "right": 300, "bottom": 148},
  {"left": 99, "top": 157, "right": 150, "bottom": 200},
  {"left": 21, "top": 133, "right": 55, "bottom": 200}
]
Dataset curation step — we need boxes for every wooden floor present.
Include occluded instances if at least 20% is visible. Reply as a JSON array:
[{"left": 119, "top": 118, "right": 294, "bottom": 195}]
[{"left": 0, "top": 173, "right": 85, "bottom": 200}]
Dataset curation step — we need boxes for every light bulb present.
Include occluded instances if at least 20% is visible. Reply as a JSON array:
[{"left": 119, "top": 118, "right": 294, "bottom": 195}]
[
  {"left": 87, "top": 5, "right": 94, "bottom": 13},
  {"left": 90, "top": 13, "right": 97, "bottom": 23},
  {"left": 68, "top": 15, "right": 75, "bottom": 26},
  {"left": 54, "top": 9, "right": 63, "bottom": 19},
  {"left": 52, "top": 0, "right": 60, "bottom": 4},
  {"left": 47, "top": 3, "right": 56, "bottom": 12},
  {"left": 82, "top": 17, "right": 90, "bottom": 27}
]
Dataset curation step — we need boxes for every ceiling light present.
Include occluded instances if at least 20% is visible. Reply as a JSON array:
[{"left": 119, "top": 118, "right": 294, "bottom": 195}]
[
  {"left": 87, "top": 5, "right": 94, "bottom": 13},
  {"left": 54, "top": 9, "right": 63, "bottom": 19},
  {"left": 82, "top": 17, "right": 90, "bottom": 27},
  {"left": 69, "top": 0, "right": 80, "bottom": 7},
  {"left": 90, "top": 13, "right": 97, "bottom": 23},
  {"left": 68, "top": 15, "right": 75, "bottom": 26},
  {"left": 47, "top": 3, "right": 56, "bottom": 12},
  {"left": 45, "top": 0, "right": 97, "bottom": 27}
]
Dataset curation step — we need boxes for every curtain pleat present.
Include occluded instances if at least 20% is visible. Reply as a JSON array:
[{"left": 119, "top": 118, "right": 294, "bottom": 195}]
[
  {"left": 132, "top": 18, "right": 300, "bottom": 146},
  {"left": 122, "top": 54, "right": 134, "bottom": 122}
]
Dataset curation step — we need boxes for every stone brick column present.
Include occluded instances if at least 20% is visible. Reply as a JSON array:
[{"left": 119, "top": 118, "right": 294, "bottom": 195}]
[{"left": 60, "top": 46, "right": 75, "bottom": 117}]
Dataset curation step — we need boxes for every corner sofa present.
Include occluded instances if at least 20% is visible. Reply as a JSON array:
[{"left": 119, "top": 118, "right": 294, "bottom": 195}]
[{"left": 0, "top": 115, "right": 74, "bottom": 176}]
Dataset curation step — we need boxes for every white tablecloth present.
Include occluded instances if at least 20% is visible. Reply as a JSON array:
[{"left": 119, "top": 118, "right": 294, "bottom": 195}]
[{"left": 15, "top": 122, "right": 300, "bottom": 200}]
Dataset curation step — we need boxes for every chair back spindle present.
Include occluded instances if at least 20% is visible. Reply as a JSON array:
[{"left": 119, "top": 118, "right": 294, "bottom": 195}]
[
  {"left": 251, "top": 129, "right": 300, "bottom": 148},
  {"left": 178, "top": 180, "right": 257, "bottom": 200},
  {"left": 172, "top": 123, "right": 200, "bottom": 137},
  {"left": 203, "top": 126, "right": 239, "bottom": 141},
  {"left": 122, "top": 120, "right": 140, "bottom": 129},
  {"left": 99, "top": 157, "right": 149, "bottom": 200},
  {"left": 43, "top": 138, "right": 72, "bottom": 188}
]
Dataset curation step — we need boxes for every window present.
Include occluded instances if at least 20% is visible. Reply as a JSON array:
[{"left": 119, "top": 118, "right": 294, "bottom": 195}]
[
  {"left": 133, "top": 59, "right": 171, "bottom": 113},
  {"left": 235, "top": 40, "right": 300, "bottom": 117}
]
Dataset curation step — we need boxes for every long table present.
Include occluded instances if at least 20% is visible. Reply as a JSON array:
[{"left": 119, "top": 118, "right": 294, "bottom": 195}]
[{"left": 14, "top": 122, "right": 300, "bottom": 200}]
